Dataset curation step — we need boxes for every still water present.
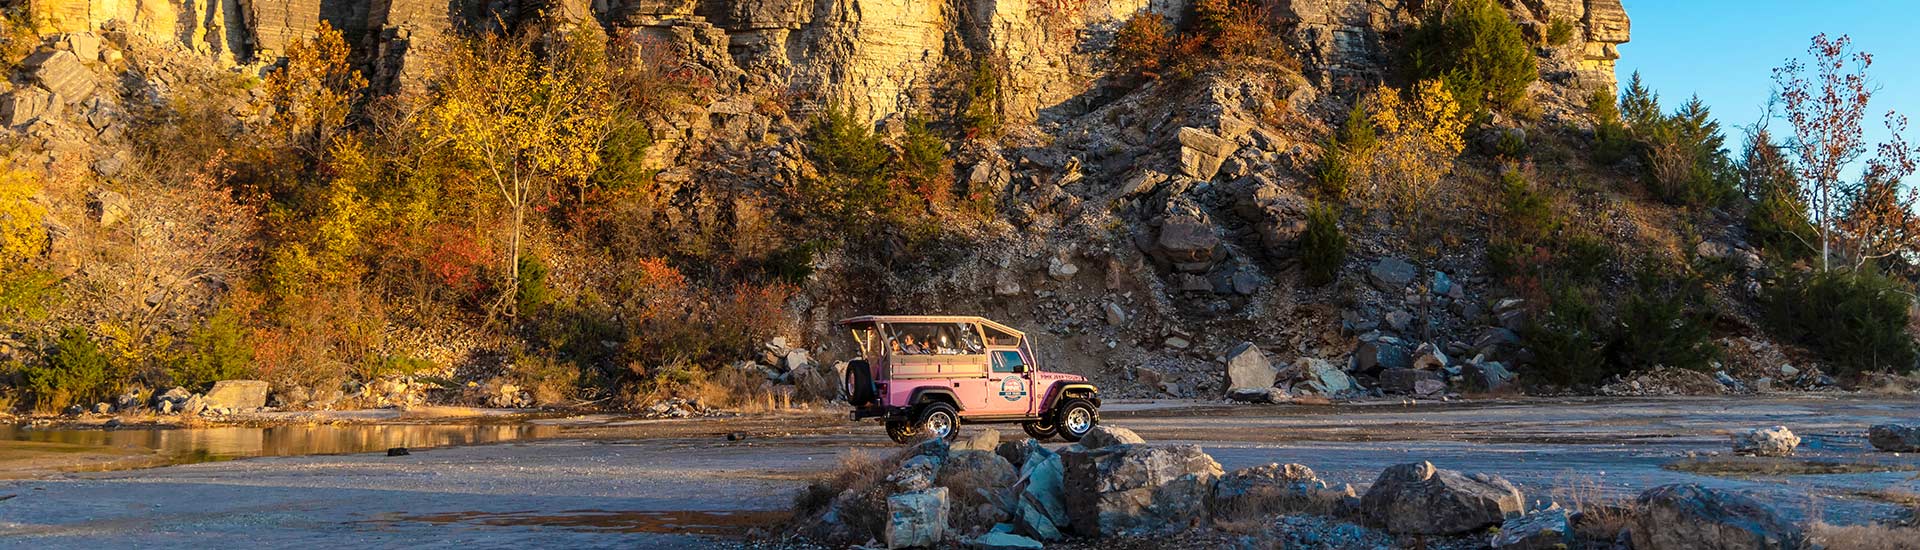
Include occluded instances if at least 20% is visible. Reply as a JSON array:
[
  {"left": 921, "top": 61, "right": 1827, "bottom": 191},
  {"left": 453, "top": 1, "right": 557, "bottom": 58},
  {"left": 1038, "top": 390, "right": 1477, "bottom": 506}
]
[{"left": 0, "top": 422, "right": 561, "bottom": 467}]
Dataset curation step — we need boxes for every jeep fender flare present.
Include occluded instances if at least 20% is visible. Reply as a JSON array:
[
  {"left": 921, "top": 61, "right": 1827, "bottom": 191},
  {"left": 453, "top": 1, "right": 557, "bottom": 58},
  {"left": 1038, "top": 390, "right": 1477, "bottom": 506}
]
[
  {"left": 1042, "top": 383, "right": 1100, "bottom": 412},
  {"left": 909, "top": 387, "right": 964, "bottom": 411}
]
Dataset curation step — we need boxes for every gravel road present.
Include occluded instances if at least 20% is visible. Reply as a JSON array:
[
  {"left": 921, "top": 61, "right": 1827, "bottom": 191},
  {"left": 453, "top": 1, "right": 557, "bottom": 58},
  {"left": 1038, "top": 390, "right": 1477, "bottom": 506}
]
[{"left": 1, "top": 395, "right": 1915, "bottom": 548}]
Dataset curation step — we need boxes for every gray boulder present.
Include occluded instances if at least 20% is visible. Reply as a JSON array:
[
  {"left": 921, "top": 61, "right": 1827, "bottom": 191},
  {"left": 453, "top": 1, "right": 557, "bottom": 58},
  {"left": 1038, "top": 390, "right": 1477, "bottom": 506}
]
[
  {"left": 179, "top": 394, "right": 206, "bottom": 415},
  {"left": 1210, "top": 463, "right": 1354, "bottom": 520},
  {"left": 886, "top": 487, "right": 949, "bottom": 549},
  {"left": 203, "top": 380, "right": 269, "bottom": 410},
  {"left": 1, "top": 87, "right": 57, "bottom": 127},
  {"left": 1011, "top": 442, "right": 1069, "bottom": 541},
  {"left": 1154, "top": 221, "right": 1221, "bottom": 267},
  {"left": 937, "top": 450, "right": 1015, "bottom": 493},
  {"left": 1295, "top": 358, "right": 1354, "bottom": 395},
  {"left": 955, "top": 428, "right": 1001, "bottom": 453},
  {"left": 1868, "top": 424, "right": 1920, "bottom": 452},
  {"left": 151, "top": 387, "right": 191, "bottom": 409},
  {"left": 1061, "top": 443, "right": 1224, "bottom": 536},
  {"left": 1491, "top": 507, "right": 1573, "bottom": 550},
  {"left": 972, "top": 531, "right": 1044, "bottom": 550},
  {"left": 1464, "top": 361, "right": 1515, "bottom": 392},
  {"left": 891, "top": 454, "right": 942, "bottom": 492},
  {"left": 1630, "top": 484, "right": 1805, "bottom": 550},
  {"left": 1176, "top": 127, "right": 1235, "bottom": 180},
  {"left": 1224, "top": 341, "right": 1277, "bottom": 392},
  {"left": 1227, "top": 387, "right": 1288, "bottom": 404},
  {"left": 1731, "top": 426, "right": 1798, "bottom": 457},
  {"left": 1360, "top": 461, "right": 1524, "bottom": 535},
  {"left": 1379, "top": 368, "right": 1445, "bottom": 396},
  {"left": 1076, "top": 426, "right": 1144, "bottom": 449},
  {"left": 24, "top": 50, "right": 93, "bottom": 103},
  {"left": 1368, "top": 258, "right": 1418, "bottom": 291},
  {"left": 1353, "top": 339, "right": 1412, "bottom": 373}
]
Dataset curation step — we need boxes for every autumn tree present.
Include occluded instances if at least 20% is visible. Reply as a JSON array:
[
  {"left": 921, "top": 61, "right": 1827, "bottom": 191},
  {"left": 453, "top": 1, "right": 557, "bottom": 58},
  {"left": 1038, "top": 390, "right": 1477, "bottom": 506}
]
[
  {"left": 0, "top": 170, "right": 46, "bottom": 267},
  {"left": 262, "top": 21, "right": 367, "bottom": 156},
  {"left": 1773, "top": 33, "right": 1918, "bottom": 271},
  {"left": 1360, "top": 79, "right": 1467, "bottom": 230},
  {"left": 423, "top": 28, "right": 612, "bottom": 317}
]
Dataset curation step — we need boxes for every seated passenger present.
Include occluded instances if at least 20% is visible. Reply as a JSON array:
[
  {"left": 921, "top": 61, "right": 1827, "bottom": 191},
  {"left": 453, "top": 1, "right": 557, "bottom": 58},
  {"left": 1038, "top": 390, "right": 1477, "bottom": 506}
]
[{"left": 900, "top": 334, "right": 928, "bottom": 355}]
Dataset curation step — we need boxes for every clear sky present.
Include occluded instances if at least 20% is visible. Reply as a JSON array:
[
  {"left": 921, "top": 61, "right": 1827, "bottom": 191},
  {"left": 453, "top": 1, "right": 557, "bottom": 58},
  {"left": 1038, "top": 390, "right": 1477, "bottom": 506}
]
[{"left": 1617, "top": 0, "right": 1919, "bottom": 155}]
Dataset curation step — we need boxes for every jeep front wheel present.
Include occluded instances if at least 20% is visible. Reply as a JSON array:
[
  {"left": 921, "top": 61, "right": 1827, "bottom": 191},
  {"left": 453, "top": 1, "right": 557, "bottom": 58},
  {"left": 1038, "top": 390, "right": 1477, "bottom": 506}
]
[
  {"left": 1054, "top": 398, "right": 1097, "bottom": 442},
  {"left": 914, "top": 402, "right": 960, "bottom": 441},
  {"left": 1021, "top": 420, "right": 1058, "bottom": 441}
]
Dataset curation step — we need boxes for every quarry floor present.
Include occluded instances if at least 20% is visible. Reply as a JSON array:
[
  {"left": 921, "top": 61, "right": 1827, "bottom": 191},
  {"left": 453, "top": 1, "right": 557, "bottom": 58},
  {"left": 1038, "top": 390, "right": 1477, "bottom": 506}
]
[{"left": 0, "top": 395, "right": 1916, "bottom": 548}]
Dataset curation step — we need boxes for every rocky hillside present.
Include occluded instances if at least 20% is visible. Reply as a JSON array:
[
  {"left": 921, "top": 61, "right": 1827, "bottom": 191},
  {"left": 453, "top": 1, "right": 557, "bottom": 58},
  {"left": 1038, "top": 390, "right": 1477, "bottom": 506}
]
[{"left": 1, "top": 0, "right": 1911, "bottom": 413}]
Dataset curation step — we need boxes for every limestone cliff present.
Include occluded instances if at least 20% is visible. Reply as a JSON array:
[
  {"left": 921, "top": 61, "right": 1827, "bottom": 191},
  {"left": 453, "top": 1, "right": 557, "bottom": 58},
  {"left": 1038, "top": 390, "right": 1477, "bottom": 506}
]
[{"left": 11, "top": 0, "right": 1631, "bottom": 123}]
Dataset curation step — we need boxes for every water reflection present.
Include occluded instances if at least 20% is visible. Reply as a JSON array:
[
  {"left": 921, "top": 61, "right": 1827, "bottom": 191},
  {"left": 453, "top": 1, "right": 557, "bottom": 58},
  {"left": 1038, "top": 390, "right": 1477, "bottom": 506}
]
[{"left": 0, "top": 423, "right": 560, "bottom": 464}]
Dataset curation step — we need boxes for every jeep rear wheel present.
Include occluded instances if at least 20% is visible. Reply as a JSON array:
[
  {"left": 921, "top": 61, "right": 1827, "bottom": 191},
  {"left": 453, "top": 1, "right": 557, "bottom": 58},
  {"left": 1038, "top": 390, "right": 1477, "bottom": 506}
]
[
  {"left": 885, "top": 420, "right": 915, "bottom": 443},
  {"left": 1054, "top": 398, "right": 1097, "bottom": 442},
  {"left": 1021, "top": 420, "right": 1058, "bottom": 441},
  {"left": 913, "top": 402, "right": 960, "bottom": 441}
]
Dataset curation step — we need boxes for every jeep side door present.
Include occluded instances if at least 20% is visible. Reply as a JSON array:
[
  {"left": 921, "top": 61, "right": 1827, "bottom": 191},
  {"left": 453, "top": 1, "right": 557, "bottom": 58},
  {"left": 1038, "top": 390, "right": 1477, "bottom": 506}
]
[{"left": 987, "top": 349, "right": 1034, "bottom": 414}]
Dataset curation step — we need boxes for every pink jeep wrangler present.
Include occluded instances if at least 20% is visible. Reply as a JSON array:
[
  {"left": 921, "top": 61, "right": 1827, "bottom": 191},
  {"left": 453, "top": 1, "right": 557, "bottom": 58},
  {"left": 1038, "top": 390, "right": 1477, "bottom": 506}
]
[{"left": 839, "top": 315, "right": 1101, "bottom": 443}]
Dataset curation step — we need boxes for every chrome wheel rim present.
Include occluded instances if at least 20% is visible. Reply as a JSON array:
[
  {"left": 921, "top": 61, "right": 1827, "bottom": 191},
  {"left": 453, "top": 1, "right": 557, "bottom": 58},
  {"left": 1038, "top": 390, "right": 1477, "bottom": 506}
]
[
  {"left": 926, "top": 412, "right": 954, "bottom": 438},
  {"left": 1065, "top": 408, "right": 1093, "bottom": 435}
]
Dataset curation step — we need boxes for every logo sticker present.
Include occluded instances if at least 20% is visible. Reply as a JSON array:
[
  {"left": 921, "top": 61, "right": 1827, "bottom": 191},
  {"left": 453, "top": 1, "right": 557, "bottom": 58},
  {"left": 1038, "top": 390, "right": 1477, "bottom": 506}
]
[{"left": 997, "top": 377, "right": 1027, "bottom": 401}]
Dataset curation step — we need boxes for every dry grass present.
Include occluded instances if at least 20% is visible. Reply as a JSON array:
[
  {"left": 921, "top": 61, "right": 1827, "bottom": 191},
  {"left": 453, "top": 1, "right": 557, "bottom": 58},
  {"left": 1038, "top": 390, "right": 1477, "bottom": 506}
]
[
  {"left": 935, "top": 451, "right": 1015, "bottom": 533},
  {"left": 1809, "top": 522, "right": 1920, "bottom": 550},
  {"left": 1551, "top": 478, "right": 1635, "bottom": 542},
  {"left": 789, "top": 447, "right": 910, "bottom": 543}
]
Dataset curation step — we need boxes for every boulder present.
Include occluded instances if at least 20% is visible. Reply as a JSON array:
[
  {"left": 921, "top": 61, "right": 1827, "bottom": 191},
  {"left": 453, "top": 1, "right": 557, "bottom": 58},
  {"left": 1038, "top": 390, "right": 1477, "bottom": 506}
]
[
  {"left": 1077, "top": 426, "right": 1145, "bottom": 449},
  {"left": 1061, "top": 443, "right": 1224, "bottom": 536},
  {"left": 1464, "top": 361, "right": 1515, "bottom": 392},
  {"left": 890, "top": 454, "right": 942, "bottom": 492},
  {"left": 1227, "top": 387, "right": 1288, "bottom": 404},
  {"left": 1, "top": 87, "right": 57, "bottom": 127},
  {"left": 1353, "top": 339, "right": 1412, "bottom": 373},
  {"left": 1379, "top": 368, "right": 1444, "bottom": 396},
  {"left": 886, "top": 487, "right": 949, "bottom": 549},
  {"left": 1047, "top": 256, "right": 1079, "bottom": 282},
  {"left": 1011, "top": 442, "right": 1069, "bottom": 541},
  {"left": 179, "top": 394, "right": 206, "bottom": 415},
  {"left": 1410, "top": 343, "right": 1449, "bottom": 370},
  {"left": 1630, "top": 484, "right": 1805, "bottom": 550},
  {"left": 1176, "top": 127, "right": 1235, "bottom": 180},
  {"left": 1224, "top": 341, "right": 1277, "bottom": 392},
  {"left": 113, "top": 390, "right": 142, "bottom": 412},
  {"left": 972, "top": 531, "right": 1044, "bottom": 550},
  {"left": 1103, "top": 303, "right": 1127, "bottom": 326},
  {"left": 24, "top": 50, "right": 93, "bottom": 103},
  {"left": 1368, "top": 258, "right": 1418, "bottom": 291},
  {"left": 955, "top": 428, "right": 1001, "bottom": 453},
  {"left": 1869, "top": 424, "right": 1920, "bottom": 452},
  {"left": 203, "top": 380, "right": 269, "bottom": 410},
  {"left": 1295, "top": 358, "right": 1354, "bottom": 395},
  {"left": 1491, "top": 507, "right": 1573, "bottom": 550},
  {"left": 1731, "top": 426, "right": 1798, "bottom": 457},
  {"left": 1210, "top": 463, "right": 1354, "bottom": 519},
  {"left": 938, "top": 450, "right": 1016, "bottom": 493},
  {"left": 1360, "top": 461, "right": 1525, "bottom": 535},
  {"left": 1154, "top": 222, "right": 1221, "bottom": 266}
]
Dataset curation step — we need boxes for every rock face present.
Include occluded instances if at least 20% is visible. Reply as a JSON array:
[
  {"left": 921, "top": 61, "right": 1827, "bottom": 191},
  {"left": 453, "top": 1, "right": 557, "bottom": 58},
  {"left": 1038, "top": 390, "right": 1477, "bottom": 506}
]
[
  {"left": 202, "top": 380, "right": 270, "bottom": 410},
  {"left": 1630, "top": 484, "right": 1805, "bottom": 550},
  {"left": 1010, "top": 440, "right": 1070, "bottom": 541},
  {"left": 1868, "top": 424, "right": 1920, "bottom": 452},
  {"left": 1060, "top": 443, "right": 1224, "bottom": 537},
  {"left": 1224, "top": 341, "right": 1277, "bottom": 393},
  {"left": 1731, "top": 426, "right": 1799, "bottom": 457},
  {"left": 1360, "top": 461, "right": 1524, "bottom": 535},
  {"left": 885, "top": 487, "right": 949, "bottom": 549}
]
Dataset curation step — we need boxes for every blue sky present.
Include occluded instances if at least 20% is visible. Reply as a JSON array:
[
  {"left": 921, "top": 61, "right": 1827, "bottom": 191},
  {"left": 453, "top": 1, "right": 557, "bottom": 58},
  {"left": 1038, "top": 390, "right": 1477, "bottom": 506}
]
[{"left": 1617, "top": 0, "right": 1918, "bottom": 154}]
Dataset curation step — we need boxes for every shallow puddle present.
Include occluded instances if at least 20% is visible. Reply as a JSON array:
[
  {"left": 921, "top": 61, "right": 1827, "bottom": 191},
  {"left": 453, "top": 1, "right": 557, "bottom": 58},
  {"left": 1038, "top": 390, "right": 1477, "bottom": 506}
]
[
  {"left": 0, "top": 422, "right": 561, "bottom": 472},
  {"left": 380, "top": 509, "right": 790, "bottom": 536}
]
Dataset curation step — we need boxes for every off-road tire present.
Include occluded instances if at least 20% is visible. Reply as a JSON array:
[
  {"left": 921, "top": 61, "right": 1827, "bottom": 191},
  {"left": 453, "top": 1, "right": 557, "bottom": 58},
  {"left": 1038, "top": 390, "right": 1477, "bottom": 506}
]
[
  {"left": 1021, "top": 420, "right": 1058, "bottom": 441},
  {"left": 1054, "top": 398, "right": 1098, "bottom": 442},
  {"left": 913, "top": 402, "right": 960, "bottom": 441},
  {"left": 845, "top": 360, "right": 875, "bottom": 407},
  {"left": 885, "top": 420, "right": 915, "bottom": 443}
]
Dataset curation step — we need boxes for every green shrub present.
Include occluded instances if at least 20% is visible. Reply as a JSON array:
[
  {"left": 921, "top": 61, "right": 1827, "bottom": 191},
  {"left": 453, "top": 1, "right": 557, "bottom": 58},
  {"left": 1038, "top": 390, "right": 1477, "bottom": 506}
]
[
  {"left": 1763, "top": 269, "right": 1917, "bottom": 376},
  {"left": 960, "top": 59, "right": 1002, "bottom": 138},
  {"left": 1607, "top": 270, "right": 1719, "bottom": 373},
  {"left": 1403, "top": 0, "right": 1538, "bottom": 117},
  {"left": 1314, "top": 139, "right": 1351, "bottom": 200},
  {"left": 516, "top": 254, "right": 551, "bottom": 314},
  {"left": 1645, "top": 97, "right": 1737, "bottom": 208},
  {"left": 1500, "top": 170, "right": 1557, "bottom": 242},
  {"left": 765, "top": 240, "right": 827, "bottom": 285},
  {"left": 1494, "top": 130, "right": 1528, "bottom": 159},
  {"left": 0, "top": 268, "right": 60, "bottom": 330},
  {"left": 802, "top": 104, "right": 892, "bottom": 220},
  {"left": 1546, "top": 17, "right": 1576, "bottom": 46},
  {"left": 169, "top": 305, "right": 254, "bottom": 390},
  {"left": 590, "top": 117, "right": 655, "bottom": 195},
  {"left": 22, "top": 327, "right": 118, "bottom": 411},
  {"left": 1300, "top": 202, "right": 1346, "bottom": 285},
  {"left": 1589, "top": 88, "right": 1635, "bottom": 165},
  {"left": 1521, "top": 290, "right": 1607, "bottom": 386},
  {"left": 899, "top": 116, "right": 952, "bottom": 207},
  {"left": 1739, "top": 130, "right": 1815, "bottom": 259}
]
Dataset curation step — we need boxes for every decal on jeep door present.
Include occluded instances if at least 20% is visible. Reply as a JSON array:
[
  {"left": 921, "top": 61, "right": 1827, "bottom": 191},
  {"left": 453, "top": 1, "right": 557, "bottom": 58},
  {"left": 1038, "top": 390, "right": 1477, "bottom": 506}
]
[{"left": 997, "top": 377, "right": 1027, "bottom": 401}]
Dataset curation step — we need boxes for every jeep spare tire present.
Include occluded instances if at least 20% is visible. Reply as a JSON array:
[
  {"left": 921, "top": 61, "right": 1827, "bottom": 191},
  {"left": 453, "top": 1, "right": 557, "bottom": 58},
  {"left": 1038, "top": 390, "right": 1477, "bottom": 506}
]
[{"left": 845, "top": 360, "right": 875, "bottom": 407}]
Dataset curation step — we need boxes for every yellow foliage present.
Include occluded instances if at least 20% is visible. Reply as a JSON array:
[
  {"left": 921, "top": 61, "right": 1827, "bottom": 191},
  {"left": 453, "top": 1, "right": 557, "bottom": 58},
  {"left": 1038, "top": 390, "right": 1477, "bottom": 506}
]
[
  {"left": 262, "top": 21, "right": 367, "bottom": 152},
  {"left": 1361, "top": 79, "right": 1467, "bottom": 225},
  {"left": 0, "top": 170, "right": 48, "bottom": 266}
]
